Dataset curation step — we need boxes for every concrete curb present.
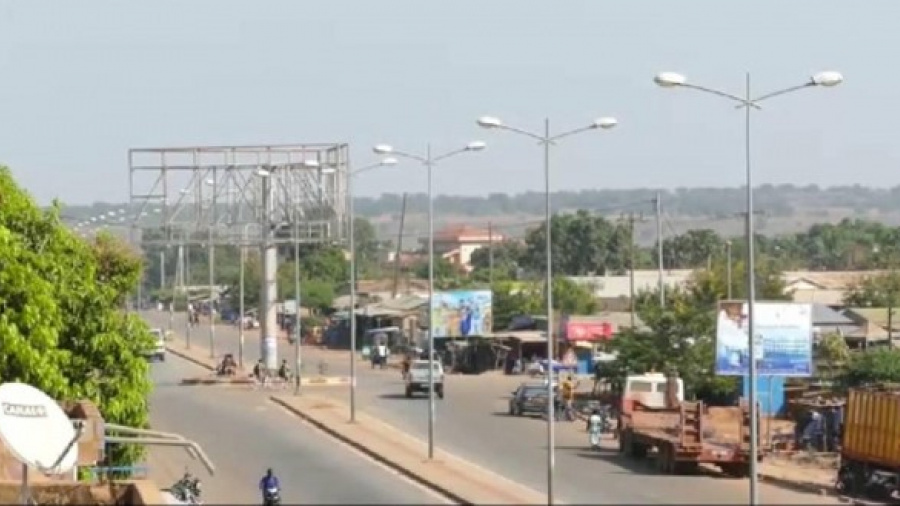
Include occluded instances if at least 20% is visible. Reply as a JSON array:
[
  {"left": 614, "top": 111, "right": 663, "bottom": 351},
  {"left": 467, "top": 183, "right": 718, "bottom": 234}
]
[
  {"left": 270, "top": 396, "right": 472, "bottom": 505},
  {"left": 758, "top": 473, "right": 832, "bottom": 496}
]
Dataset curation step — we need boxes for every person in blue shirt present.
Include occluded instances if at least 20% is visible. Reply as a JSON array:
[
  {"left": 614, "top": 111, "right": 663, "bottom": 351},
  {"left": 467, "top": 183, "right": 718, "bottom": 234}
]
[{"left": 259, "top": 468, "right": 280, "bottom": 502}]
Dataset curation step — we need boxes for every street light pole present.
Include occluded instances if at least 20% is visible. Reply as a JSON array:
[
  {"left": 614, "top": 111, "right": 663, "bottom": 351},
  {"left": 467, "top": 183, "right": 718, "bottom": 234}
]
[
  {"left": 372, "top": 142, "right": 486, "bottom": 460},
  {"left": 207, "top": 176, "right": 217, "bottom": 359},
  {"left": 239, "top": 223, "right": 258, "bottom": 369},
  {"left": 541, "top": 118, "right": 555, "bottom": 505},
  {"left": 348, "top": 158, "right": 399, "bottom": 423},
  {"left": 294, "top": 204, "right": 302, "bottom": 395},
  {"left": 654, "top": 69, "right": 843, "bottom": 506},
  {"left": 476, "top": 114, "right": 617, "bottom": 506}
]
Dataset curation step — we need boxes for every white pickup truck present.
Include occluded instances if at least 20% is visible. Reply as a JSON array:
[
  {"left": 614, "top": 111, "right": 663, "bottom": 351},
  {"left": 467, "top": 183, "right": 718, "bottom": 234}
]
[{"left": 405, "top": 360, "right": 444, "bottom": 399}]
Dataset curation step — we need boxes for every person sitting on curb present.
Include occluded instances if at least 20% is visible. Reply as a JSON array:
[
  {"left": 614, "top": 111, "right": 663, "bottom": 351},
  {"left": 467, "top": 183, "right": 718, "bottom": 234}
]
[{"left": 218, "top": 354, "right": 237, "bottom": 376}]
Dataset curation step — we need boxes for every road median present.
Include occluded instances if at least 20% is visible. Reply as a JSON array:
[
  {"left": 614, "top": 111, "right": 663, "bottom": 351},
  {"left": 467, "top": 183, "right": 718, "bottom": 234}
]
[
  {"left": 270, "top": 393, "right": 550, "bottom": 505},
  {"left": 165, "top": 343, "right": 352, "bottom": 387}
]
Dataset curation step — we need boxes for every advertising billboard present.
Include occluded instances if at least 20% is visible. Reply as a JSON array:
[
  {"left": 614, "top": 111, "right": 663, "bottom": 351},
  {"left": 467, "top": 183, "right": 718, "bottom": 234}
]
[
  {"left": 431, "top": 290, "right": 493, "bottom": 338},
  {"left": 715, "top": 301, "right": 814, "bottom": 377}
]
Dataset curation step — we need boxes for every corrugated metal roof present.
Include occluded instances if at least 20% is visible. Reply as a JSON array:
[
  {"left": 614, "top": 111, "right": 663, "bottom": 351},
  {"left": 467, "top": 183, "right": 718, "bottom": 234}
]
[{"left": 811, "top": 304, "right": 854, "bottom": 325}]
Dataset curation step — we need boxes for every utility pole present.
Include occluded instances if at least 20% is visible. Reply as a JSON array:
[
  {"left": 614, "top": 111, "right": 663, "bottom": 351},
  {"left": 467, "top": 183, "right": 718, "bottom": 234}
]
[
  {"left": 391, "top": 193, "right": 408, "bottom": 299},
  {"left": 621, "top": 212, "right": 645, "bottom": 329},
  {"left": 654, "top": 191, "right": 665, "bottom": 308},
  {"left": 726, "top": 240, "right": 733, "bottom": 300},
  {"left": 488, "top": 221, "right": 495, "bottom": 285}
]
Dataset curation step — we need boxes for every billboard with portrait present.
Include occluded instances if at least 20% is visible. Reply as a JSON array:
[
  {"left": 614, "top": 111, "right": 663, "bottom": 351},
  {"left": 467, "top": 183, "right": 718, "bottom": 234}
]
[
  {"left": 715, "top": 300, "right": 814, "bottom": 377},
  {"left": 430, "top": 290, "right": 493, "bottom": 338}
]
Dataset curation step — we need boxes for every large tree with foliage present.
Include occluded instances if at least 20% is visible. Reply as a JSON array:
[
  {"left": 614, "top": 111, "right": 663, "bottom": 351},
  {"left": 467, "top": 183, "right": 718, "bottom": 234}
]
[
  {"left": 490, "top": 277, "right": 598, "bottom": 331},
  {"left": 844, "top": 271, "right": 900, "bottom": 307},
  {"left": 521, "top": 210, "right": 632, "bottom": 275},
  {"left": 0, "top": 167, "right": 153, "bottom": 466}
]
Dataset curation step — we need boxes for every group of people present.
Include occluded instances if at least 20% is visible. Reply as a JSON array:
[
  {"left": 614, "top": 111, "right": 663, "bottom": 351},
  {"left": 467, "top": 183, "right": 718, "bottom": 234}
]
[{"left": 252, "top": 359, "right": 293, "bottom": 386}]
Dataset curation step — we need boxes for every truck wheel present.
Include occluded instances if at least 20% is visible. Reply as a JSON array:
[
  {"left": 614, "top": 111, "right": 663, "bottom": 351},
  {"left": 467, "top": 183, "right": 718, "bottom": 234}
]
[
  {"left": 437, "top": 387, "right": 444, "bottom": 399},
  {"left": 720, "top": 463, "right": 750, "bottom": 478},
  {"left": 619, "top": 429, "right": 633, "bottom": 455},
  {"left": 405, "top": 386, "right": 413, "bottom": 398}
]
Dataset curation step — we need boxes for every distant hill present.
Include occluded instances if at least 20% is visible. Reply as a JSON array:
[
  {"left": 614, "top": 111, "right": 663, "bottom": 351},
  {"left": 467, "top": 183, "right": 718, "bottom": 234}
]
[{"left": 59, "top": 184, "right": 900, "bottom": 247}]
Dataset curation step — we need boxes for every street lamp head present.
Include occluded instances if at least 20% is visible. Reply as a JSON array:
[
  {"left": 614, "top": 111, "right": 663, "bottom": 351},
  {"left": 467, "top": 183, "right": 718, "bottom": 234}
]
[
  {"left": 654, "top": 72, "right": 687, "bottom": 88},
  {"left": 180, "top": 188, "right": 190, "bottom": 194},
  {"left": 592, "top": 117, "right": 618, "bottom": 130},
  {"left": 320, "top": 167, "right": 337, "bottom": 174},
  {"left": 476, "top": 116, "right": 503, "bottom": 129},
  {"left": 380, "top": 157, "right": 399, "bottom": 166},
  {"left": 256, "top": 168, "right": 271, "bottom": 177},
  {"left": 466, "top": 140, "right": 487, "bottom": 151},
  {"left": 373, "top": 144, "right": 394, "bottom": 155},
  {"left": 205, "top": 178, "right": 214, "bottom": 185},
  {"left": 302, "top": 159, "right": 320, "bottom": 168},
  {"left": 811, "top": 71, "right": 843, "bottom": 87}
]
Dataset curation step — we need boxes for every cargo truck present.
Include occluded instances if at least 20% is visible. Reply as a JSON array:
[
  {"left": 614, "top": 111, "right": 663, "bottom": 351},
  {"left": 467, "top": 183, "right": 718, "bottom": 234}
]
[{"left": 617, "top": 372, "right": 763, "bottom": 476}]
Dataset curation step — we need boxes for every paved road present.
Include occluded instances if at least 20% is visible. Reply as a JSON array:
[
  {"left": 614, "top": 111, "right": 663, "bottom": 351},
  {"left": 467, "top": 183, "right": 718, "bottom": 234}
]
[
  {"left": 147, "top": 350, "right": 447, "bottom": 504},
  {"left": 146, "top": 311, "right": 839, "bottom": 504}
]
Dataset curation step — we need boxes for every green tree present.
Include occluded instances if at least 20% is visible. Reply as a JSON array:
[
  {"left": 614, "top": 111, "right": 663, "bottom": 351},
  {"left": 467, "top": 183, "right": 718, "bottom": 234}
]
[
  {"left": 353, "top": 217, "right": 382, "bottom": 276},
  {"left": 491, "top": 281, "right": 541, "bottom": 331},
  {"left": 816, "top": 332, "right": 851, "bottom": 381},
  {"left": 844, "top": 271, "right": 900, "bottom": 307},
  {"left": 0, "top": 167, "right": 153, "bottom": 467},
  {"left": 659, "top": 229, "right": 723, "bottom": 269},
  {"left": 521, "top": 211, "right": 629, "bottom": 275},
  {"left": 470, "top": 241, "right": 525, "bottom": 282},
  {"left": 844, "top": 348, "right": 900, "bottom": 387}
]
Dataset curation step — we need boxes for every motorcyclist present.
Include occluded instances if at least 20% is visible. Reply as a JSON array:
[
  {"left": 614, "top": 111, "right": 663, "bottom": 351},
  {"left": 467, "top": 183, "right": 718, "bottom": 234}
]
[
  {"left": 259, "top": 468, "right": 280, "bottom": 503},
  {"left": 588, "top": 408, "right": 604, "bottom": 449}
]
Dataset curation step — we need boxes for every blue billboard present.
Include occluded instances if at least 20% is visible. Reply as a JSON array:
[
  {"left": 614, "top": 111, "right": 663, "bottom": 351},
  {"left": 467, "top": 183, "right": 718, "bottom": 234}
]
[
  {"left": 715, "top": 301, "right": 814, "bottom": 377},
  {"left": 430, "top": 290, "right": 493, "bottom": 338}
]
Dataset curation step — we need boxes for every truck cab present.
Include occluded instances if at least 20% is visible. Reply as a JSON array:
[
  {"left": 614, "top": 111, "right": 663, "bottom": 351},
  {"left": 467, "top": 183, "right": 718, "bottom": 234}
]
[{"left": 622, "top": 373, "right": 684, "bottom": 413}]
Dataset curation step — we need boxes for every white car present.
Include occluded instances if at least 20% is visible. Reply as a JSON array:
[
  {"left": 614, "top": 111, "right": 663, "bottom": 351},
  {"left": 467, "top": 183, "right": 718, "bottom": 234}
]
[
  {"left": 145, "top": 328, "right": 166, "bottom": 362},
  {"left": 405, "top": 360, "right": 444, "bottom": 399}
]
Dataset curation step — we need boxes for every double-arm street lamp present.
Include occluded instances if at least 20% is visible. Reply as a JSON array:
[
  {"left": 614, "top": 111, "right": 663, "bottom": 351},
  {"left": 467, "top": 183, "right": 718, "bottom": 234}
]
[
  {"left": 348, "top": 157, "right": 399, "bottom": 423},
  {"left": 654, "top": 69, "right": 843, "bottom": 505},
  {"left": 476, "top": 114, "right": 617, "bottom": 505},
  {"left": 371, "top": 141, "right": 486, "bottom": 459}
]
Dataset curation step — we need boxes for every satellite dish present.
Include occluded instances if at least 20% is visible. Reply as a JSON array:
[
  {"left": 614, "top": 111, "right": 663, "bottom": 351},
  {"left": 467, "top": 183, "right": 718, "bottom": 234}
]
[{"left": 0, "top": 383, "right": 78, "bottom": 474}]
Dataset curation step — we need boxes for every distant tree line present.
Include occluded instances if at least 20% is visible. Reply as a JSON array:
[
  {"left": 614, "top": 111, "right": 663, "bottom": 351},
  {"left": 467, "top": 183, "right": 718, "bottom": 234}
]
[
  {"left": 352, "top": 184, "right": 900, "bottom": 218},
  {"left": 468, "top": 215, "right": 900, "bottom": 279},
  {"left": 63, "top": 183, "right": 900, "bottom": 223}
]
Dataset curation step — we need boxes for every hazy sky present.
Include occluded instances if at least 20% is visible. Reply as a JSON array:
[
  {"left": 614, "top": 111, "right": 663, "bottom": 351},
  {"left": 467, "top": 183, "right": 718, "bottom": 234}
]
[{"left": 0, "top": 0, "right": 895, "bottom": 205}]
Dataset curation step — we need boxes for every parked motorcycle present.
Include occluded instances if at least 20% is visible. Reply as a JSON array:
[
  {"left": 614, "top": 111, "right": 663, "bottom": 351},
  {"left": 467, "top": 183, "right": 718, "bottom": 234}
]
[{"left": 170, "top": 473, "right": 203, "bottom": 505}]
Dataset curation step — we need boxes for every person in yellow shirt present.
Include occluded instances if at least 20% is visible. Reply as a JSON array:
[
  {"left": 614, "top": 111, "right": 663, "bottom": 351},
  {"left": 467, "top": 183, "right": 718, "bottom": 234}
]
[{"left": 560, "top": 375, "right": 578, "bottom": 420}]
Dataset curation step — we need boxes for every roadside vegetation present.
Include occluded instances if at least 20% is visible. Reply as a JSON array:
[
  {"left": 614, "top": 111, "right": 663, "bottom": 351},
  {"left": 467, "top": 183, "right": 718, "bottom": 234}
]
[{"left": 0, "top": 167, "right": 153, "bottom": 467}]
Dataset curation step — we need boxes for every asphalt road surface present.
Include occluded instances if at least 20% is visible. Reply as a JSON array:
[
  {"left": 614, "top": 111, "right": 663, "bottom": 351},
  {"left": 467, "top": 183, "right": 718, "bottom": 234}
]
[
  {"left": 147, "top": 350, "right": 448, "bottom": 504},
  {"left": 146, "top": 311, "right": 839, "bottom": 504}
]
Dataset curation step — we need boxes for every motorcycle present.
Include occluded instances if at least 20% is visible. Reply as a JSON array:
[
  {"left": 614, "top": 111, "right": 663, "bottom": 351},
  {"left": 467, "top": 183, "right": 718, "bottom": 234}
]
[
  {"left": 587, "top": 407, "right": 613, "bottom": 450},
  {"left": 170, "top": 473, "right": 203, "bottom": 505},
  {"left": 263, "top": 487, "right": 281, "bottom": 506}
]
